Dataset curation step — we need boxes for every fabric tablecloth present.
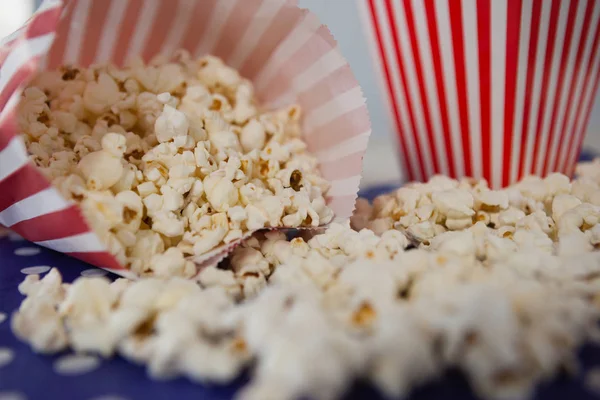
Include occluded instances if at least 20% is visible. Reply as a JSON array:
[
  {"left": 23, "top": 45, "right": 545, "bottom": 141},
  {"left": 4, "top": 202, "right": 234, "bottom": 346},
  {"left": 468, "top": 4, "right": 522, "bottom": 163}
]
[{"left": 1, "top": 150, "right": 600, "bottom": 400}]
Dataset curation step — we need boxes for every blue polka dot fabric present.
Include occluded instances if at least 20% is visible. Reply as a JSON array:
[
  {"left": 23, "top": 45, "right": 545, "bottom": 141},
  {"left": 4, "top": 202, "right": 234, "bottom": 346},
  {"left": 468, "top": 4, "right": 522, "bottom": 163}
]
[{"left": 2, "top": 152, "right": 600, "bottom": 400}]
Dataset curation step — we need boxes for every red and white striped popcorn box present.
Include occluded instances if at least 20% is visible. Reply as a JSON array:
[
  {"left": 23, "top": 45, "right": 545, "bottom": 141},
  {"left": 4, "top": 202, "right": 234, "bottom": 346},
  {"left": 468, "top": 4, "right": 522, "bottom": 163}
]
[
  {"left": 359, "top": 0, "right": 600, "bottom": 188},
  {"left": 0, "top": 0, "right": 371, "bottom": 277}
]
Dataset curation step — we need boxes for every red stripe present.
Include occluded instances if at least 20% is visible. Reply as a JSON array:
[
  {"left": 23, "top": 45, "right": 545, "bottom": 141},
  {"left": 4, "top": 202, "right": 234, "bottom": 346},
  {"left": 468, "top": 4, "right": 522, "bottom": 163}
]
[
  {"left": 502, "top": 0, "right": 523, "bottom": 186},
  {"left": 383, "top": 0, "right": 427, "bottom": 180},
  {"left": 318, "top": 153, "right": 363, "bottom": 181},
  {"left": 112, "top": 0, "right": 145, "bottom": 67},
  {"left": 402, "top": 0, "right": 441, "bottom": 174},
  {"left": 326, "top": 195, "right": 356, "bottom": 222},
  {"left": 0, "top": 56, "right": 41, "bottom": 111},
  {"left": 260, "top": 25, "right": 333, "bottom": 102},
  {"left": 424, "top": 0, "right": 456, "bottom": 178},
  {"left": 213, "top": 0, "right": 264, "bottom": 62},
  {"left": 10, "top": 205, "right": 89, "bottom": 242},
  {"left": 367, "top": 0, "right": 416, "bottom": 181},
  {"left": 477, "top": 0, "right": 492, "bottom": 180},
  {"left": 528, "top": 0, "right": 561, "bottom": 175},
  {"left": 307, "top": 106, "right": 371, "bottom": 151},
  {"left": 25, "top": 6, "right": 62, "bottom": 39},
  {"left": 568, "top": 60, "right": 600, "bottom": 177},
  {"left": 448, "top": 0, "right": 473, "bottom": 177},
  {"left": 517, "top": 0, "right": 543, "bottom": 178},
  {"left": 78, "top": 0, "right": 111, "bottom": 66},
  {"left": 0, "top": 165, "right": 51, "bottom": 212},
  {"left": 46, "top": 1, "right": 76, "bottom": 69},
  {"left": 239, "top": 4, "right": 303, "bottom": 80},
  {"left": 180, "top": 0, "right": 218, "bottom": 58},
  {"left": 141, "top": 0, "right": 180, "bottom": 62},
  {"left": 562, "top": 15, "right": 600, "bottom": 174},
  {"left": 366, "top": 0, "right": 416, "bottom": 180},
  {"left": 297, "top": 65, "right": 357, "bottom": 111},
  {"left": 68, "top": 252, "right": 124, "bottom": 271},
  {"left": 541, "top": 0, "right": 580, "bottom": 175},
  {"left": 551, "top": 0, "right": 597, "bottom": 172}
]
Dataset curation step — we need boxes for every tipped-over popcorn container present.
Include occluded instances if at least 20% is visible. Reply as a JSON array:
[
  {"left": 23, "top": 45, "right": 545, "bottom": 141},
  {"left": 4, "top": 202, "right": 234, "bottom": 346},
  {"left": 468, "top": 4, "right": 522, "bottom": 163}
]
[
  {"left": 0, "top": 0, "right": 370, "bottom": 277},
  {"left": 359, "top": 0, "right": 600, "bottom": 188}
]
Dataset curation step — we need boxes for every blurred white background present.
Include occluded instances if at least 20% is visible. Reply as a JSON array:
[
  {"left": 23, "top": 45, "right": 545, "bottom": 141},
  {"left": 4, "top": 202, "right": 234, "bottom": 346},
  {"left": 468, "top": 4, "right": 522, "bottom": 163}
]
[{"left": 2, "top": 0, "right": 599, "bottom": 186}]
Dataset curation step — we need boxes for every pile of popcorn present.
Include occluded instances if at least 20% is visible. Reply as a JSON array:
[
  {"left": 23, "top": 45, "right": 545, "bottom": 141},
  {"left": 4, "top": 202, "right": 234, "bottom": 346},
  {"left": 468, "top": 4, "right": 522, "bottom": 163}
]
[
  {"left": 12, "top": 160, "right": 600, "bottom": 400},
  {"left": 18, "top": 52, "right": 333, "bottom": 276}
]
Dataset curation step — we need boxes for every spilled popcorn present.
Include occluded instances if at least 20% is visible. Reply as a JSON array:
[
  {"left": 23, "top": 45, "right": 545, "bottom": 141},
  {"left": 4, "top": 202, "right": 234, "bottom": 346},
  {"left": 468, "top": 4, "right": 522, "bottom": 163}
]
[
  {"left": 18, "top": 52, "right": 333, "bottom": 276},
  {"left": 12, "top": 164, "right": 600, "bottom": 400}
]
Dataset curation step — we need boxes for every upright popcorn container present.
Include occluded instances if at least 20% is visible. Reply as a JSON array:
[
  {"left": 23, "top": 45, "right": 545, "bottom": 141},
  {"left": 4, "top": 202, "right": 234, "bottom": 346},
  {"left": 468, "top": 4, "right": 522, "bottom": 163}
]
[
  {"left": 359, "top": 0, "right": 600, "bottom": 188},
  {"left": 0, "top": 0, "right": 370, "bottom": 276}
]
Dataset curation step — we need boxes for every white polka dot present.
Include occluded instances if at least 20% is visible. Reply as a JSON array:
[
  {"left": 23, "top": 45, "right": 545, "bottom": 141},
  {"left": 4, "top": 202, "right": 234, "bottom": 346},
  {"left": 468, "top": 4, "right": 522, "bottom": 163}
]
[
  {"left": 80, "top": 269, "right": 108, "bottom": 277},
  {"left": 53, "top": 354, "right": 101, "bottom": 376},
  {"left": 0, "top": 392, "right": 27, "bottom": 400},
  {"left": 14, "top": 247, "right": 41, "bottom": 256},
  {"left": 20, "top": 266, "right": 51, "bottom": 275},
  {"left": 0, "top": 313, "right": 6, "bottom": 324},
  {"left": 0, "top": 348, "right": 15, "bottom": 368},
  {"left": 8, "top": 232, "right": 24, "bottom": 241}
]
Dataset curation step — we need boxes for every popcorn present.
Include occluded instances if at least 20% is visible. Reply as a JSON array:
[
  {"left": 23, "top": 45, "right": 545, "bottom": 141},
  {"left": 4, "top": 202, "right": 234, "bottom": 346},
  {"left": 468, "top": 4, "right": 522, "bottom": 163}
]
[
  {"left": 78, "top": 150, "right": 124, "bottom": 190},
  {"left": 19, "top": 53, "right": 334, "bottom": 276}
]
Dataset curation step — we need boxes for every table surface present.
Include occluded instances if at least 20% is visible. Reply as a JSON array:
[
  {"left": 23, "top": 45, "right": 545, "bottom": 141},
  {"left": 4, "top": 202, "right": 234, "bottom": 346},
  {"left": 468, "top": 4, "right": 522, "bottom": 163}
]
[{"left": 1, "top": 150, "right": 600, "bottom": 400}]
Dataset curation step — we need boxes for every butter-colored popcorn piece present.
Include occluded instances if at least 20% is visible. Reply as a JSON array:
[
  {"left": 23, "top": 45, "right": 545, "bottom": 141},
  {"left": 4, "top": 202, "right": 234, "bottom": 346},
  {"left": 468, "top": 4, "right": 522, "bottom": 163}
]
[
  {"left": 155, "top": 105, "right": 189, "bottom": 143},
  {"left": 12, "top": 296, "right": 69, "bottom": 354},
  {"left": 83, "top": 72, "right": 123, "bottom": 115},
  {"left": 78, "top": 150, "right": 124, "bottom": 190},
  {"left": 101, "top": 133, "right": 127, "bottom": 157},
  {"left": 149, "top": 248, "right": 196, "bottom": 278},
  {"left": 432, "top": 189, "right": 475, "bottom": 219}
]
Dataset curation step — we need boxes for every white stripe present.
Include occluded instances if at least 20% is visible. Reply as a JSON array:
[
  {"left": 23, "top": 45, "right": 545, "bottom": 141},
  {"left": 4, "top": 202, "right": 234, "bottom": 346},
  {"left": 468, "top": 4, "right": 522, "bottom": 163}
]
[
  {"left": 0, "top": 188, "right": 70, "bottom": 227},
  {"left": 160, "top": 0, "right": 196, "bottom": 58},
  {"left": 533, "top": 0, "right": 570, "bottom": 175},
  {"left": 434, "top": 0, "right": 465, "bottom": 177},
  {"left": 227, "top": 0, "right": 285, "bottom": 68},
  {"left": 392, "top": 0, "right": 435, "bottom": 178},
  {"left": 304, "top": 86, "right": 364, "bottom": 131},
  {"left": 356, "top": 0, "right": 410, "bottom": 181},
  {"left": 315, "top": 130, "right": 371, "bottom": 163},
  {"left": 521, "top": 0, "right": 552, "bottom": 176},
  {"left": 0, "top": 33, "right": 55, "bottom": 93},
  {"left": 566, "top": 35, "right": 600, "bottom": 171},
  {"left": 327, "top": 175, "right": 362, "bottom": 197},
  {"left": 193, "top": 0, "right": 237, "bottom": 56},
  {"left": 557, "top": 3, "right": 600, "bottom": 171},
  {"left": 293, "top": 48, "right": 347, "bottom": 90},
  {"left": 63, "top": 0, "right": 92, "bottom": 65},
  {"left": 265, "top": 48, "right": 347, "bottom": 107},
  {"left": 125, "top": 0, "right": 160, "bottom": 62},
  {"left": 0, "top": 137, "right": 28, "bottom": 182},
  {"left": 95, "top": 0, "right": 129, "bottom": 63},
  {"left": 35, "top": 232, "right": 105, "bottom": 253},
  {"left": 0, "top": 89, "right": 22, "bottom": 123},
  {"left": 509, "top": 0, "right": 533, "bottom": 184},
  {"left": 490, "top": 0, "right": 507, "bottom": 188},
  {"left": 411, "top": 0, "right": 449, "bottom": 175},
  {"left": 254, "top": 12, "right": 321, "bottom": 91},
  {"left": 373, "top": 0, "right": 423, "bottom": 181},
  {"left": 461, "top": 0, "right": 482, "bottom": 179},
  {"left": 545, "top": 0, "right": 588, "bottom": 174}
]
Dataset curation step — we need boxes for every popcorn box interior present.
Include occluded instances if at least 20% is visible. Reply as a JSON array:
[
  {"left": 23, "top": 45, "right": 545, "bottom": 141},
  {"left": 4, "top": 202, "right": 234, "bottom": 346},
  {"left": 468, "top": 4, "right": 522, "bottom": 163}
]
[{"left": 0, "top": 0, "right": 371, "bottom": 277}]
